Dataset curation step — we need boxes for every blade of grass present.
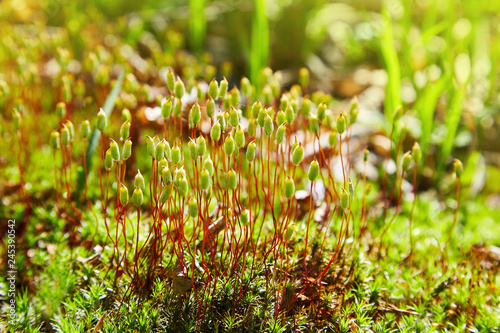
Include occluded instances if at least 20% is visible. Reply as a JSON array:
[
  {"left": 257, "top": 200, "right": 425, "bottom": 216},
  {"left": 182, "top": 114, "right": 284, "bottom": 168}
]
[
  {"left": 250, "top": 0, "right": 269, "bottom": 91},
  {"left": 77, "top": 69, "right": 125, "bottom": 192},
  {"left": 439, "top": 85, "right": 465, "bottom": 170},
  {"left": 414, "top": 75, "right": 450, "bottom": 160},
  {"left": 189, "top": 0, "right": 207, "bottom": 56},
  {"left": 379, "top": 7, "right": 401, "bottom": 128}
]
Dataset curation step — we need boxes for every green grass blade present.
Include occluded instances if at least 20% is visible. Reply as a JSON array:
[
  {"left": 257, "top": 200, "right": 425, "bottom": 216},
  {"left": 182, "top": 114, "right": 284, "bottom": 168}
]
[
  {"left": 250, "top": 0, "right": 269, "bottom": 91},
  {"left": 415, "top": 75, "right": 450, "bottom": 160},
  {"left": 189, "top": 0, "right": 207, "bottom": 56},
  {"left": 379, "top": 8, "right": 401, "bottom": 128},
  {"left": 439, "top": 86, "right": 465, "bottom": 170},
  {"left": 77, "top": 69, "right": 125, "bottom": 192}
]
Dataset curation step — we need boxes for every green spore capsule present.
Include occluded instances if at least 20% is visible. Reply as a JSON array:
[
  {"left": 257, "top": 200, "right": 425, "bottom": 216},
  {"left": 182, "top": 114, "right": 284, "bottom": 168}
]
[
  {"left": 110, "top": 139, "right": 120, "bottom": 161},
  {"left": 197, "top": 136, "right": 207, "bottom": 157},
  {"left": 240, "top": 209, "right": 249, "bottom": 225},
  {"left": 247, "top": 119, "right": 256, "bottom": 137},
  {"left": 231, "top": 87, "right": 240, "bottom": 107},
  {"left": 309, "top": 114, "right": 319, "bottom": 134},
  {"left": 276, "top": 109, "right": 286, "bottom": 126},
  {"left": 402, "top": 151, "right": 412, "bottom": 171},
  {"left": 336, "top": 113, "right": 346, "bottom": 134},
  {"left": 66, "top": 121, "right": 75, "bottom": 142},
  {"left": 291, "top": 99, "right": 299, "bottom": 115},
  {"left": 308, "top": 159, "right": 320, "bottom": 181},
  {"left": 284, "top": 105, "right": 294, "bottom": 125},
  {"left": 210, "top": 121, "right": 221, "bottom": 141},
  {"left": 159, "top": 158, "right": 168, "bottom": 169},
  {"left": 134, "top": 170, "right": 145, "bottom": 191},
  {"left": 122, "top": 139, "right": 132, "bottom": 160},
  {"left": 189, "top": 102, "right": 201, "bottom": 128},
  {"left": 246, "top": 141, "right": 256, "bottom": 162},
  {"left": 61, "top": 126, "right": 70, "bottom": 146},
  {"left": 146, "top": 136, "right": 155, "bottom": 158},
  {"left": 56, "top": 102, "right": 66, "bottom": 119},
  {"left": 229, "top": 107, "right": 239, "bottom": 128},
  {"left": 206, "top": 97, "right": 215, "bottom": 118},
  {"left": 162, "top": 167, "right": 172, "bottom": 185},
  {"left": 216, "top": 112, "right": 227, "bottom": 131},
  {"left": 223, "top": 93, "right": 231, "bottom": 110},
  {"left": 161, "top": 98, "right": 172, "bottom": 118},
  {"left": 412, "top": 142, "right": 422, "bottom": 163},
  {"left": 50, "top": 130, "right": 60, "bottom": 150},
  {"left": 208, "top": 79, "right": 219, "bottom": 100},
  {"left": 132, "top": 187, "right": 143, "bottom": 207},
  {"left": 219, "top": 77, "right": 228, "bottom": 100},
  {"left": 122, "top": 108, "right": 131, "bottom": 121},
  {"left": 104, "top": 149, "right": 113, "bottom": 170},
  {"left": 164, "top": 141, "right": 171, "bottom": 161},
  {"left": 160, "top": 184, "right": 173, "bottom": 203},
  {"left": 224, "top": 134, "right": 235, "bottom": 156},
  {"left": 81, "top": 119, "right": 90, "bottom": 139},
  {"left": 218, "top": 171, "right": 228, "bottom": 190},
  {"left": 176, "top": 177, "right": 189, "bottom": 197},
  {"left": 349, "top": 97, "right": 359, "bottom": 124},
  {"left": 251, "top": 101, "right": 262, "bottom": 119},
  {"left": 317, "top": 102, "right": 326, "bottom": 122},
  {"left": 120, "top": 121, "right": 131, "bottom": 141},
  {"left": 284, "top": 176, "right": 295, "bottom": 198},
  {"left": 328, "top": 131, "right": 337, "bottom": 147},
  {"left": 204, "top": 157, "right": 214, "bottom": 176},
  {"left": 364, "top": 148, "right": 369, "bottom": 162},
  {"left": 228, "top": 169, "right": 237, "bottom": 190},
  {"left": 174, "top": 78, "right": 185, "bottom": 98},
  {"left": 264, "top": 115, "right": 274, "bottom": 136},
  {"left": 340, "top": 189, "right": 349, "bottom": 210},
  {"left": 453, "top": 158, "right": 463, "bottom": 178},
  {"left": 235, "top": 126, "right": 245, "bottom": 149},
  {"left": 200, "top": 169, "right": 210, "bottom": 190},
  {"left": 280, "top": 94, "right": 289, "bottom": 111},
  {"left": 276, "top": 124, "right": 286, "bottom": 144},
  {"left": 188, "top": 198, "right": 198, "bottom": 218},
  {"left": 171, "top": 145, "right": 181, "bottom": 165},
  {"left": 262, "top": 85, "right": 273, "bottom": 106},
  {"left": 120, "top": 185, "right": 129, "bottom": 206},
  {"left": 299, "top": 67, "right": 310, "bottom": 88},
  {"left": 292, "top": 143, "right": 304, "bottom": 166},
  {"left": 96, "top": 108, "right": 107, "bottom": 131},
  {"left": 173, "top": 98, "right": 181, "bottom": 117},
  {"left": 166, "top": 68, "right": 175, "bottom": 92},
  {"left": 155, "top": 140, "right": 166, "bottom": 161},
  {"left": 257, "top": 108, "right": 267, "bottom": 127},
  {"left": 301, "top": 97, "right": 311, "bottom": 116},
  {"left": 241, "top": 77, "right": 252, "bottom": 96},
  {"left": 188, "top": 139, "right": 198, "bottom": 160},
  {"left": 270, "top": 80, "right": 280, "bottom": 98}
]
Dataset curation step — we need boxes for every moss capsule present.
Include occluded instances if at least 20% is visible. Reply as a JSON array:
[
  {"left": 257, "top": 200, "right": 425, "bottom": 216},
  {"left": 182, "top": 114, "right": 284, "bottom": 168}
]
[
  {"left": 208, "top": 79, "right": 219, "bottom": 100},
  {"left": 284, "top": 176, "right": 295, "bottom": 198},
  {"left": 120, "top": 185, "right": 129, "bottom": 206},
  {"left": 81, "top": 119, "right": 91, "bottom": 139},
  {"left": 122, "top": 139, "right": 132, "bottom": 160},
  {"left": 188, "top": 198, "right": 198, "bottom": 218},
  {"left": 96, "top": 108, "right": 107, "bottom": 131},
  {"left": 246, "top": 141, "right": 256, "bottom": 162},
  {"left": 132, "top": 187, "right": 143, "bottom": 207},
  {"left": 308, "top": 159, "right": 320, "bottom": 181},
  {"left": 224, "top": 134, "right": 235, "bottom": 156},
  {"left": 134, "top": 170, "right": 145, "bottom": 191},
  {"left": 292, "top": 143, "right": 304, "bottom": 166},
  {"left": 228, "top": 169, "right": 237, "bottom": 190},
  {"left": 210, "top": 121, "right": 221, "bottom": 141}
]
